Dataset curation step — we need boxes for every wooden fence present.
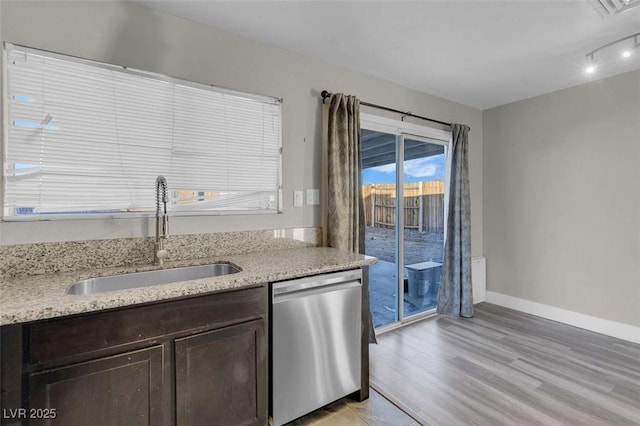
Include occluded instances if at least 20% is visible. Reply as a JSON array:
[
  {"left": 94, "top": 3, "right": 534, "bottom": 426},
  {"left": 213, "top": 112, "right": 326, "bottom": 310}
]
[{"left": 363, "top": 181, "right": 444, "bottom": 233}]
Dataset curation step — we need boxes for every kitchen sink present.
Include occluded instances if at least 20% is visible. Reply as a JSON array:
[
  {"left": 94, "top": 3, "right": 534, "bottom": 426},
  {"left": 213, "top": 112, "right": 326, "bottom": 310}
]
[{"left": 66, "top": 263, "right": 241, "bottom": 295}]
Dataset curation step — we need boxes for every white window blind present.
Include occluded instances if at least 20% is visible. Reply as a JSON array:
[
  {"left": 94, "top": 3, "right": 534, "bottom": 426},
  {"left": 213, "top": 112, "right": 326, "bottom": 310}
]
[{"left": 3, "top": 44, "right": 282, "bottom": 219}]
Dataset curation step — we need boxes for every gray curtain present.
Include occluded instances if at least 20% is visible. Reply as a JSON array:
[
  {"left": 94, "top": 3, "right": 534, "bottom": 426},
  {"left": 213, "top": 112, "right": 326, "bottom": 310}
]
[
  {"left": 326, "top": 93, "right": 377, "bottom": 343},
  {"left": 437, "top": 123, "right": 474, "bottom": 317}
]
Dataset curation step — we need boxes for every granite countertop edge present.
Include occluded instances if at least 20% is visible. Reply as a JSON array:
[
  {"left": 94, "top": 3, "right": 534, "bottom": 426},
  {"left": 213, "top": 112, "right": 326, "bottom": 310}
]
[{"left": 0, "top": 247, "right": 377, "bottom": 326}]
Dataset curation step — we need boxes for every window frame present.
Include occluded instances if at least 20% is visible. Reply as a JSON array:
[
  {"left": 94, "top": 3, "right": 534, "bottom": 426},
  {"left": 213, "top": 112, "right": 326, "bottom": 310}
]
[{"left": 1, "top": 42, "right": 283, "bottom": 222}]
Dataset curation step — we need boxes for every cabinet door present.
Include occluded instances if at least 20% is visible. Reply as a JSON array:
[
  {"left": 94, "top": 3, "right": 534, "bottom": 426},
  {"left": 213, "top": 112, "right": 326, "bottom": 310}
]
[
  {"left": 28, "top": 346, "right": 165, "bottom": 426},
  {"left": 175, "top": 320, "right": 266, "bottom": 426}
]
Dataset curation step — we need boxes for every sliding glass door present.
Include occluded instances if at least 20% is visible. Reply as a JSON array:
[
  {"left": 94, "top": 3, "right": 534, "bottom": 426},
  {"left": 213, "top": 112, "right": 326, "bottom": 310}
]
[{"left": 361, "top": 115, "right": 449, "bottom": 330}]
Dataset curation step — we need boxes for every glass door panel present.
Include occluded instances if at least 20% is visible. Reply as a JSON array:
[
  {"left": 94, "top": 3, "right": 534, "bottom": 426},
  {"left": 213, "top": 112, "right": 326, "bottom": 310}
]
[
  {"left": 402, "top": 137, "right": 446, "bottom": 317},
  {"left": 361, "top": 129, "right": 399, "bottom": 328}
]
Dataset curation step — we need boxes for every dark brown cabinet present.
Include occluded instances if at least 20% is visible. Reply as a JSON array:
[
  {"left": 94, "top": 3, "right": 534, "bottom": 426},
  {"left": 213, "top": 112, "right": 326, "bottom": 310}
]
[
  {"left": 175, "top": 320, "right": 266, "bottom": 426},
  {"left": 28, "top": 346, "right": 165, "bottom": 426},
  {"left": 1, "top": 286, "right": 267, "bottom": 426}
]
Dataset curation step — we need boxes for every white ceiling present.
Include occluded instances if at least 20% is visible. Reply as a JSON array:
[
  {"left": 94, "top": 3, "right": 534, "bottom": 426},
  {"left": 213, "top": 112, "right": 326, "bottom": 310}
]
[{"left": 136, "top": 0, "right": 640, "bottom": 109}]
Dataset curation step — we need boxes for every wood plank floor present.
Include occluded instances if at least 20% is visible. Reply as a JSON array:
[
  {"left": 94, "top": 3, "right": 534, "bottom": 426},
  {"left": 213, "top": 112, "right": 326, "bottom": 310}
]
[{"left": 370, "top": 303, "right": 640, "bottom": 426}]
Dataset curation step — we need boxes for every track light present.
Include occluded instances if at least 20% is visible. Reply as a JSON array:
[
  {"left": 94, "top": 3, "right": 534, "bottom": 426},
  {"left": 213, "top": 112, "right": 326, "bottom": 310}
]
[
  {"left": 584, "top": 53, "right": 596, "bottom": 74},
  {"left": 584, "top": 32, "right": 639, "bottom": 74}
]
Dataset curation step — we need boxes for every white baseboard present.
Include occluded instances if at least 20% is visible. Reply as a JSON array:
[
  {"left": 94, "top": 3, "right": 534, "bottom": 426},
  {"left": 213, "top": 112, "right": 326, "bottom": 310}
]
[{"left": 485, "top": 291, "right": 640, "bottom": 344}]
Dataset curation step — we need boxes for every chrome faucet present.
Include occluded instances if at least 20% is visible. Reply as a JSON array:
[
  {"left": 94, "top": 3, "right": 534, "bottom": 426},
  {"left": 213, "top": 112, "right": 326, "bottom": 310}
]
[{"left": 155, "top": 176, "right": 169, "bottom": 266}]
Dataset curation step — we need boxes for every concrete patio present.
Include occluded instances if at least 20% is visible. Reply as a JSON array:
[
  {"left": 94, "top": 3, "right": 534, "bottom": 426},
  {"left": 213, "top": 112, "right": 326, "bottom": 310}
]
[
  {"left": 369, "top": 260, "right": 441, "bottom": 328},
  {"left": 364, "top": 226, "right": 444, "bottom": 327}
]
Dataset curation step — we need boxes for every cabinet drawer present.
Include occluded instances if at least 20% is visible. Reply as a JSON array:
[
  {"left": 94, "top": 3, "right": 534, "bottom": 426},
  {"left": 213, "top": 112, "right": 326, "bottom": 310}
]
[{"left": 27, "top": 286, "right": 265, "bottom": 367}]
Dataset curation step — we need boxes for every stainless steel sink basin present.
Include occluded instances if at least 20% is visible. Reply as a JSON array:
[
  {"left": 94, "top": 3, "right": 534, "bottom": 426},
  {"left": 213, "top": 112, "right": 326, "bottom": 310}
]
[{"left": 67, "top": 263, "right": 241, "bottom": 295}]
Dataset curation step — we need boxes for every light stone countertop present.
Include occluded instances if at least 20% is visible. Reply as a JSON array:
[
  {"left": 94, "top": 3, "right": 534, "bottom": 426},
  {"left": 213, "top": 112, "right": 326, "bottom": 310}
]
[{"left": 0, "top": 247, "right": 376, "bottom": 326}]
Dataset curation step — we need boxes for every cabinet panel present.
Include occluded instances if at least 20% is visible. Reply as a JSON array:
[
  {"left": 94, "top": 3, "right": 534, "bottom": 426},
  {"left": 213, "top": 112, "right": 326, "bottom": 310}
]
[
  {"left": 27, "top": 287, "right": 265, "bottom": 367},
  {"left": 0, "top": 325, "right": 23, "bottom": 426},
  {"left": 175, "top": 320, "right": 266, "bottom": 426},
  {"left": 28, "top": 346, "right": 165, "bottom": 426}
]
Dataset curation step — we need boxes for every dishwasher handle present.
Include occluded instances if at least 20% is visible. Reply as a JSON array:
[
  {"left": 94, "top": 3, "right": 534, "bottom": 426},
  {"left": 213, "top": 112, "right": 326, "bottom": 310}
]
[{"left": 272, "top": 270, "right": 362, "bottom": 303}]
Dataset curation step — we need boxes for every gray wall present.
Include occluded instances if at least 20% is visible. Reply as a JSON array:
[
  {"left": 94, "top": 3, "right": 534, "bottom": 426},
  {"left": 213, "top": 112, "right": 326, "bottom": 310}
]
[
  {"left": 483, "top": 70, "right": 640, "bottom": 327},
  {"left": 0, "top": 1, "right": 483, "bottom": 256}
]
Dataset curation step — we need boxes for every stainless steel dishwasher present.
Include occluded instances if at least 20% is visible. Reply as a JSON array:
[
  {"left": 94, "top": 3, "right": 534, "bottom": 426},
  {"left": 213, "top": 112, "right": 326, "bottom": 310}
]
[{"left": 271, "top": 269, "right": 362, "bottom": 426}]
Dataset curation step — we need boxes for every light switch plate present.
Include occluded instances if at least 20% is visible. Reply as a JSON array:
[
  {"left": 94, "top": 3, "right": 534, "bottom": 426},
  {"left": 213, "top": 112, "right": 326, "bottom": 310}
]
[
  {"left": 306, "top": 189, "right": 320, "bottom": 205},
  {"left": 294, "top": 190, "right": 304, "bottom": 208}
]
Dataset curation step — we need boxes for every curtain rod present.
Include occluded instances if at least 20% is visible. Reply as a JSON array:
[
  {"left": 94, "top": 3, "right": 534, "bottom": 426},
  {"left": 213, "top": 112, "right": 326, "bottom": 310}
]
[{"left": 320, "top": 90, "right": 451, "bottom": 128}]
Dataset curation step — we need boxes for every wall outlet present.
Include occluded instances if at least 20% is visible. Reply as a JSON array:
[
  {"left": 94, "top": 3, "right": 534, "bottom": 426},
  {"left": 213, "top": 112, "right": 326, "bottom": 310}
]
[
  {"left": 294, "top": 190, "right": 304, "bottom": 208},
  {"left": 306, "top": 189, "right": 320, "bottom": 205}
]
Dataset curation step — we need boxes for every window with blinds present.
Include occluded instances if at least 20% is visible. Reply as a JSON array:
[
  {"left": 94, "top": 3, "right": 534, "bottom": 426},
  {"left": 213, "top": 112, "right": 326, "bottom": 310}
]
[{"left": 3, "top": 43, "right": 282, "bottom": 220}]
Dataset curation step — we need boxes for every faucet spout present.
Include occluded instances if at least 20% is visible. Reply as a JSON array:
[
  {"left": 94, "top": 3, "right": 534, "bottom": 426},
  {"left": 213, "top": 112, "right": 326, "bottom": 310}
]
[{"left": 155, "top": 176, "right": 169, "bottom": 266}]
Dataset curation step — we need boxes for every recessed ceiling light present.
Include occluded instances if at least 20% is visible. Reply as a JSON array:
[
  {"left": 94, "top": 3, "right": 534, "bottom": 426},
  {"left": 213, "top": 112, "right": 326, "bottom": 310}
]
[
  {"left": 585, "top": 65, "right": 596, "bottom": 74},
  {"left": 622, "top": 50, "right": 632, "bottom": 58}
]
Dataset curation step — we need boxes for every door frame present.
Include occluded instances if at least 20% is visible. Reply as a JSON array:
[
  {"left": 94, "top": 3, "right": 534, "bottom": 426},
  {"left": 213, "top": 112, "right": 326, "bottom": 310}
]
[{"left": 360, "top": 113, "right": 451, "bottom": 334}]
